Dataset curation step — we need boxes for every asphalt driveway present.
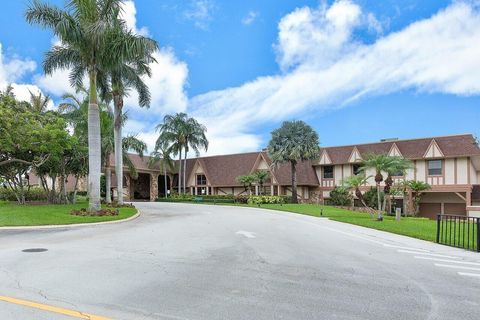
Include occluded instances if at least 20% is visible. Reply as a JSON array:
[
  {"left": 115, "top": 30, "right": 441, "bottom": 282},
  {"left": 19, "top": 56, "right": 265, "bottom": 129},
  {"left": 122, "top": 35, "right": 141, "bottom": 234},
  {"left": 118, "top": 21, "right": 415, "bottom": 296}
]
[{"left": 0, "top": 202, "right": 479, "bottom": 319}]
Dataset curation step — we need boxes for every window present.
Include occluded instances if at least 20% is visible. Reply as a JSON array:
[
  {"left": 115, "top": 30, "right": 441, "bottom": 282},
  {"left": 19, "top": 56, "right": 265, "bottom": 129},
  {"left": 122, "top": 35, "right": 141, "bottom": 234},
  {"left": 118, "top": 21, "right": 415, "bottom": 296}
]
[
  {"left": 391, "top": 170, "right": 404, "bottom": 177},
  {"left": 323, "top": 166, "right": 334, "bottom": 179},
  {"left": 196, "top": 174, "right": 207, "bottom": 185},
  {"left": 352, "top": 164, "right": 361, "bottom": 176},
  {"left": 428, "top": 160, "right": 442, "bottom": 176}
]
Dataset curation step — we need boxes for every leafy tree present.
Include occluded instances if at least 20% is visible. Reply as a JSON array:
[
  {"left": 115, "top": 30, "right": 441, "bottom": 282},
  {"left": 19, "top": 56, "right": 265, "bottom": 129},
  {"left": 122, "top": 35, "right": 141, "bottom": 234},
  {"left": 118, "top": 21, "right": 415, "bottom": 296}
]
[
  {"left": 267, "top": 121, "right": 319, "bottom": 203},
  {"left": 26, "top": 0, "right": 151, "bottom": 212},
  {"left": 236, "top": 175, "right": 256, "bottom": 196},
  {"left": 406, "top": 180, "right": 431, "bottom": 216},
  {"left": 253, "top": 170, "right": 270, "bottom": 195}
]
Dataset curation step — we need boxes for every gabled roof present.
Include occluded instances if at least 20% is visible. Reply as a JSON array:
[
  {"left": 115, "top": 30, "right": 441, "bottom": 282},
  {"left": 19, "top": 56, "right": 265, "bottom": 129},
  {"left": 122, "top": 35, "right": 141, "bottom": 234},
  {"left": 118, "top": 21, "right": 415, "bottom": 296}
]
[{"left": 318, "top": 134, "right": 480, "bottom": 165}]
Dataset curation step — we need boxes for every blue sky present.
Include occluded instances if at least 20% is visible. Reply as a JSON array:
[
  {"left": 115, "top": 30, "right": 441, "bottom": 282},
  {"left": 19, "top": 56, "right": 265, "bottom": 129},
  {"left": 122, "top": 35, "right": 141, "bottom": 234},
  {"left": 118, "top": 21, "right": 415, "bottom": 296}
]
[{"left": 0, "top": 0, "right": 479, "bottom": 155}]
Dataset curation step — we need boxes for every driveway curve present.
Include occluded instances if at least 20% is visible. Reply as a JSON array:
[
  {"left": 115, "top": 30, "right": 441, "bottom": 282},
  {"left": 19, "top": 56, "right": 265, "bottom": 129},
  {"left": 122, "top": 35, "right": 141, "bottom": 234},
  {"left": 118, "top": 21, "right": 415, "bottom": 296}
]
[{"left": 0, "top": 202, "right": 479, "bottom": 320}]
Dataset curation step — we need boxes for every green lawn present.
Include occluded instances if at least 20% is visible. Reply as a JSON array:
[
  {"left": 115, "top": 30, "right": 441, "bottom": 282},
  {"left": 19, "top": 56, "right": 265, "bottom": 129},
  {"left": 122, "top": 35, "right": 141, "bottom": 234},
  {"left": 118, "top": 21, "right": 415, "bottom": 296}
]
[
  {"left": 245, "top": 204, "right": 438, "bottom": 241},
  {"left": 0, "top": 201, "right": 137, "bottom": 227}
]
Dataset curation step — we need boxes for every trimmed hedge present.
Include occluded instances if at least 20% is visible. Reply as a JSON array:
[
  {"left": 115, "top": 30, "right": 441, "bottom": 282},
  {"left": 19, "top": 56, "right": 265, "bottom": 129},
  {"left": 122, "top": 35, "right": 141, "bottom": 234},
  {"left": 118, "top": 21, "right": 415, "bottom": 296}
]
[{"left": 0, "top": 187, "right": 48, "bottom": 202}]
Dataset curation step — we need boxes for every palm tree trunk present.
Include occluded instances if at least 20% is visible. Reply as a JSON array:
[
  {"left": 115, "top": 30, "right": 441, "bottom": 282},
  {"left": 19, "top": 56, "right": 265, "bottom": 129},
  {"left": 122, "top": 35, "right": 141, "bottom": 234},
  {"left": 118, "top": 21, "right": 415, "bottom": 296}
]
[
  {"left": 105, "top": 166, "right": 112, "bottom": 204},
  {"left": 164, "top": 165, "right": 168, "bottom": 198},
  {"left": 291, "top": 161, "right": 298, "bottom": 204},
  {"left": 377, "top": 183, "right": 383, "bottom": 220},
  {"left": 88, "top": 70, "right": 101, "bottom": 212},
  {"left": 113, "top": 97, "right": 124, "bottom": 205},
  {"left": 183, "top": 147, "right": 187, "bottom": 195},
  {"left": 178, "top": 149, "right": 182, "bottom": 194}
]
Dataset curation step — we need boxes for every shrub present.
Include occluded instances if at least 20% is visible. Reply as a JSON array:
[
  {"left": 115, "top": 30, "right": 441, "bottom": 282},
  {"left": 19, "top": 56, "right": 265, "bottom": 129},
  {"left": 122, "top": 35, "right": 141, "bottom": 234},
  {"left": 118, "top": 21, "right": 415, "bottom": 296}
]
[
  {"left": 247, "top": 195, "right": 286, "bottom": 205},
  {"left": 328, "top": 187, "right": 353, "bottom": 206},
  {"left": 0, "top": 187, "right": 48, "bottom": 202},
  {"left": 362, "top": 187, "right": 384, "bottom": 210}
]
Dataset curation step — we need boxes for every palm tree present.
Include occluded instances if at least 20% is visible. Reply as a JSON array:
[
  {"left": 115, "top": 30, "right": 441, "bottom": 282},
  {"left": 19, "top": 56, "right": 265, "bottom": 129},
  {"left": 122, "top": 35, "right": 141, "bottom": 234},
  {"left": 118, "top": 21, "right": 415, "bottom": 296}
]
[
  {"left": 342, "top": 174, "right": 375, "bottom": 218},
  {"left": 28, "top": 90, "right": 50, "bottom": 113},
  {"left": 360, "top": 154, "right": 398, "bottom": 220},
  {"left": 26, "top": 0, "right": 149, "bottom": 212},
  {"left": 107, "top": 19, "right": 157, "bottom": 205},
  {"left": 253, "top": 171, "right": 270, "bottom": 195},
  {"left": 267, "top": 121, "right": 319, "bottom": 203},
  {"left": 406, "top": 180, "right": 431, "bottom": 216},
  {"left": 156, "top": 113, "right": 188, "bottom": 194},
  {"left": 149, "top": 140, "right": 175, "bottom": 199},
  {"left": 383, "top": 157, "right": 413, "bottom": 213},
  {"left": 183, "top": 117, "right": 208, "bottom": 193},
  {"left": 236, "top": 175, "right": 256, "bottom": 196}
]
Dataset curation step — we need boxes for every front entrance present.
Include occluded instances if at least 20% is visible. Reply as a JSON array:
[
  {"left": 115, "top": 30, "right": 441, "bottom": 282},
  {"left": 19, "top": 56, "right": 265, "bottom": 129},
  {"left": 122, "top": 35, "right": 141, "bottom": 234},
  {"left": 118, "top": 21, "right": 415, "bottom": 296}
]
[
  {"left": 158, "top": 175, "right": 171, "bottom": 198},
  {"left": 133, "top": 173, "right": 150, "bottom": 200}
]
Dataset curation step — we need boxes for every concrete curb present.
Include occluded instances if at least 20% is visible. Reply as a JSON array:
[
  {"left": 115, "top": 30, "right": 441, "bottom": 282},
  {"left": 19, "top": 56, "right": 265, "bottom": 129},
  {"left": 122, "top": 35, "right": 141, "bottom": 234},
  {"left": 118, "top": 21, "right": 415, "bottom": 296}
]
[{"left": 0, "top": 209, "right": 141, "bottom": 231}]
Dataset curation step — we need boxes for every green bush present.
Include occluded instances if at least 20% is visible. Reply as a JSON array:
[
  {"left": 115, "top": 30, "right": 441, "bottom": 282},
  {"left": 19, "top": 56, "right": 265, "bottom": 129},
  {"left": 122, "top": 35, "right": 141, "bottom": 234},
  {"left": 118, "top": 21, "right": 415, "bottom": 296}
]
[
  {"left": 328, "top": 187, "right": 353, "bottom": 206},
  {"left": 0, "top": 187, "right": 48, "bottom": 202},
  {"left": 362, "top": 187, "right": 384, "bottom": 210}
]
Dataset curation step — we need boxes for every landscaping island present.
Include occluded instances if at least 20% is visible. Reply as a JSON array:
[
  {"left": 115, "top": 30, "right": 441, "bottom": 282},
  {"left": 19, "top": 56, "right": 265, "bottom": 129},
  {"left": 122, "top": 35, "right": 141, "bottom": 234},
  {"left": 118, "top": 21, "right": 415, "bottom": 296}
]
[{"left": 0, "top": 201, "right": 137, "bottom": 227}]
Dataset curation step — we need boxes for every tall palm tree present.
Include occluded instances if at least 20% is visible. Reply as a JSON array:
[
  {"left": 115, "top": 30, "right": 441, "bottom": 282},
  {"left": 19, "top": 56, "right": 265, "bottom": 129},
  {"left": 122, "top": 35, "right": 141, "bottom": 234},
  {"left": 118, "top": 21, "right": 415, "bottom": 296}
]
[
  {"left": 107, "top": 19, "right": 157, "bottom": 205},
  {"left": 383, "top": 157, "right": 413, "bottom": 213},
  {"left": 182, "top": 117, "right": 208, "bottom": 193},
  {"left": 156, "top": 113, "right": 188, "bottom": 194},
  {"left": 28, "top": 90, "right": 50, "bottom": 113},
  {"left": 268, "top": 121, "right": 320, "bottom": 203},
  {"left": 150, "top": 140, "right": 175, "bottom": 198},
  {"left": 360, "top": 154, "right": 406, "bottom": 220},
  {"left": 26, "top": 0, "right": 150, "bottom": 212}
]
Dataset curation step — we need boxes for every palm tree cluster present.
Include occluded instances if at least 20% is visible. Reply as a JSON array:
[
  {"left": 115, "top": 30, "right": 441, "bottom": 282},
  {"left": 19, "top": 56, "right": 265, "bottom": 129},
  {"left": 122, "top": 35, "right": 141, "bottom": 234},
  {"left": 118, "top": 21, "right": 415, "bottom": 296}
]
[
  {"left": 26, "top": 0, "right": 157, "bottom": 211},
  {"left": 59, "top": 87, "right": 147, "bottom": 203},
  {"left": 236, "top": 171, "right": 270, "bottom": 196},
  {"left": 154, "top": 113, "right": 208, "bottom": 196}
]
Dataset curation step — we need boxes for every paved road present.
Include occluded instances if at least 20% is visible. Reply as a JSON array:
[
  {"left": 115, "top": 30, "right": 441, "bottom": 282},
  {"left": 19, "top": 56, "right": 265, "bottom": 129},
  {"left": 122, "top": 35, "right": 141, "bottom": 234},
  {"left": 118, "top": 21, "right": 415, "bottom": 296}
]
[{"left": 1, "top": 202, "right": 479, "bottom": 320}]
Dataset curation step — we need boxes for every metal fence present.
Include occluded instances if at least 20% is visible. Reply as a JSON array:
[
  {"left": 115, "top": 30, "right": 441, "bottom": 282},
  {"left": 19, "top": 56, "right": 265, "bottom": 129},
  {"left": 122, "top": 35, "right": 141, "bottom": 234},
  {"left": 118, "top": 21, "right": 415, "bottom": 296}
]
[{"left": 436, "top": 214, "right": 479, "bottom": 252}]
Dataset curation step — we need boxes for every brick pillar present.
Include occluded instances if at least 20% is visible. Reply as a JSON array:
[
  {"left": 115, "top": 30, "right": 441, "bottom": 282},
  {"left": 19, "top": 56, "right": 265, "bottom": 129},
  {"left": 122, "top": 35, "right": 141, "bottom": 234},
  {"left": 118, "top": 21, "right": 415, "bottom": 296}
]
[
  {"left": 150, "top": 173, "right": 159, "bottom": 202},
  {"left": 124, "top": 175, "right": 131, "bottom": 201}
]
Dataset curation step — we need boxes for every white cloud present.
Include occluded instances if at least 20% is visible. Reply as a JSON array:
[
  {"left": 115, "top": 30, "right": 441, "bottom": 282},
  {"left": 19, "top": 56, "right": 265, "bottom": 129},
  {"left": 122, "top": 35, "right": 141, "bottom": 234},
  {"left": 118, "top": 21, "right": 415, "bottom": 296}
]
[
  {"left": 242, "top": 11, "right": 259, "bottom": 25},
  {"left": 121, "top": 0, "right": 150, "bottom": 36},
  {"left": 184, "top": 0, "right": 215, "bottom": 30},
  {"left": 189, "top": 0, "right": 480, "bottom": 155}
]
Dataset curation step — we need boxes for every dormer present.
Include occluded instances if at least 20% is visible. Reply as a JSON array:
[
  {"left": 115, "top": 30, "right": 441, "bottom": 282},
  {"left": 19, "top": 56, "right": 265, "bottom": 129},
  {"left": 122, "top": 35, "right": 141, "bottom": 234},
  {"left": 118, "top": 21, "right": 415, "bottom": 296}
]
[
  {"left": 388, "top": 143, "right": 403, "bottom": 158},
  {"left": 319, "top": 150, "right": 332, "bottom": 165},
  {"left": 348, "top": 147, "right": 362, "bottom": 163},
  {"left": 423, "top": 139, "right": 445, "bottom": 159}
]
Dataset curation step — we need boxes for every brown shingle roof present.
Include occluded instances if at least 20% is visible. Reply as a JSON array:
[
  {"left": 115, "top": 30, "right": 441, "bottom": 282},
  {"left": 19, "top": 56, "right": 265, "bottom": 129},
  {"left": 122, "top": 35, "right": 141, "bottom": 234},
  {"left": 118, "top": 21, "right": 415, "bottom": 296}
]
[{"left": 319, "top": 134, "right": 480, "bottom": 164}]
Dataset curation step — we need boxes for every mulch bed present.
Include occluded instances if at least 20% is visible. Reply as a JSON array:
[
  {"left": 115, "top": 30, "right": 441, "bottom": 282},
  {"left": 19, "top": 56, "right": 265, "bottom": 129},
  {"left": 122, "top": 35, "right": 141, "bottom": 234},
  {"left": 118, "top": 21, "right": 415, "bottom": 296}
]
[{"left": 71, "top": 208, "right": 119, "bottom": 216}]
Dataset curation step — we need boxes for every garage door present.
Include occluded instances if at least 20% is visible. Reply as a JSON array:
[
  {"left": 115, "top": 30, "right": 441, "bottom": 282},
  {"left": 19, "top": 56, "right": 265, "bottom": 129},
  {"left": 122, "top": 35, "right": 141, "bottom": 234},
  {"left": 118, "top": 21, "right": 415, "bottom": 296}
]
[
  {"left": 444, "top": 203, "right": 466, "bottom": 216},
  {"left": 419, "top": 203, "right": 441, "bottom": 219}
]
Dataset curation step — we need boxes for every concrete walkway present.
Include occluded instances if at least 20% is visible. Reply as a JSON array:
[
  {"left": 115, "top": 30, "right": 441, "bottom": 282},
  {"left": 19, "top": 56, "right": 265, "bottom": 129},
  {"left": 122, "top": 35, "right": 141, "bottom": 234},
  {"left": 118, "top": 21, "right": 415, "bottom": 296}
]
[{"left": 0, "top": 202, "right": 479, "bottom": 319}]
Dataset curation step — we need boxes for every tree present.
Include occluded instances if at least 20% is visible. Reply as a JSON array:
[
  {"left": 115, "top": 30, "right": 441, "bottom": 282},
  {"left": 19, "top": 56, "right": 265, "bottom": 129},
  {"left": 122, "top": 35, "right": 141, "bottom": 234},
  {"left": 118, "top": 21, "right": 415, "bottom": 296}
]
[
  {"left": 182, "top": 117, "right": 208, "bottom": 193},
  {"left": 107, "top": 19, "right": 157, "bottom": 205},
  {"left": 26, "top": 0, "right": 149, "bottom": 212},
  {"left": 406, "top": 180, "right": 431, "bottom": 216},
  {"left": 156, "top": 113, "right": 188, "bottom": 194},
  {"left": 253, "top": 170, "right": 270, "bottom": 195},
  {"left": 383, "top": 157, "right": 413, "bottom": 213},
  {"left": 150, "top": 140, "right": 175, "bottom": 199},
  {"left": 267, "top": 121, "right": 319, "bottom": 203},
  {"left": 236, "top": 175, "right": 256, "bottom": 196},
  {"left": 360, "top": 154, "right": 400, "bottom": 220},
  {"left": 342, "top": 174, "right": 375, "bottom": 218},
  {"left": 29, "top": 90, "right": 51, "bottom": 113}
]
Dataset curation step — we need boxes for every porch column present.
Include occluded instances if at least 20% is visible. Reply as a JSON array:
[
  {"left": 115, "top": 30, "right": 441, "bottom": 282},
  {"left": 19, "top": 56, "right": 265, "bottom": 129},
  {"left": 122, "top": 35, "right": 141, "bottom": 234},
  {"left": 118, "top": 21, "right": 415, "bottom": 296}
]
[
  {"left": 124, "top": 175, "right": 132, "bottom": 201},
  {"left": 255, "top": 185, "right": 259, "bottom": 195},
  {"left": 408, "top": 189, "right": 413, "bottom": 215},
  {"left": 150, "top": 173, "right": 159, "bottom": 202},
  {"left": 277, "top": 185, "right": 281, "bottom": 195},
  {"left": 271, "top": 185, "right": 274, "bottom": 195},
  {"left": 206, "top": 186, "right": 209, "bottom": 195}
]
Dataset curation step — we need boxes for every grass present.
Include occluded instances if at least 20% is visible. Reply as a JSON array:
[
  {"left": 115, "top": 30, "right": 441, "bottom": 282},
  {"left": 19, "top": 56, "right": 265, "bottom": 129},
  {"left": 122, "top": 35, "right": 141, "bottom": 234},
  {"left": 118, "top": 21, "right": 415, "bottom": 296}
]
[
  {"left": 235, "top": 203, "right": 439, "bottom": 242},
  {"left": 0, "top": 201, "right": 137, "bottom": 227}
]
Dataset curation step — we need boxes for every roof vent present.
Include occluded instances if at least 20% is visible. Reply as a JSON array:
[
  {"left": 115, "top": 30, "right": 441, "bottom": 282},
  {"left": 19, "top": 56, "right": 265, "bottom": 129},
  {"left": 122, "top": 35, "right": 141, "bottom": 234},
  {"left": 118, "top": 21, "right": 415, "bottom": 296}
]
[{"left": 380, "top": 138, "right": 399, "bottom": 142}]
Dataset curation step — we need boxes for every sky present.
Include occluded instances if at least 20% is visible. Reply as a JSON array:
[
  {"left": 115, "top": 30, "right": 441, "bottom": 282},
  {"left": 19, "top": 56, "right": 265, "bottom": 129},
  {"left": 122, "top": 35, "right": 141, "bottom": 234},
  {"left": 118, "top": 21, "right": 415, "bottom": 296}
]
[{"left": 0, "top": 0, "right": 479, "bottom": 156}]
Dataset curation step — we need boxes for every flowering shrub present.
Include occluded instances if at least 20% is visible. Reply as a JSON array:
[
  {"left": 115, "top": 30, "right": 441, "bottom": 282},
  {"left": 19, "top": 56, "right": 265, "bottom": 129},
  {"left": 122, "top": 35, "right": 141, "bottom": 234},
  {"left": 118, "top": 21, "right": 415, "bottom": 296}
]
[{"left": 247, "top": 196, "right": 286, "bottom": 205}]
